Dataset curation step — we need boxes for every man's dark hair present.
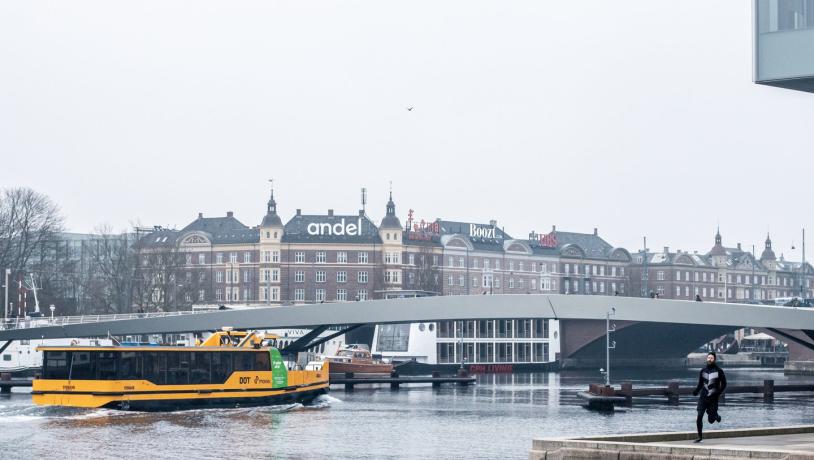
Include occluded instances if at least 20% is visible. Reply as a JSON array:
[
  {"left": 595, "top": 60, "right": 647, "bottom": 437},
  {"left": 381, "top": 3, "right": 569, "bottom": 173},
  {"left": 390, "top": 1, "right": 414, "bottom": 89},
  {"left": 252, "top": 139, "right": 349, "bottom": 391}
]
[{"left": 707, "top": 351, "right": 717, "bottom": 358}]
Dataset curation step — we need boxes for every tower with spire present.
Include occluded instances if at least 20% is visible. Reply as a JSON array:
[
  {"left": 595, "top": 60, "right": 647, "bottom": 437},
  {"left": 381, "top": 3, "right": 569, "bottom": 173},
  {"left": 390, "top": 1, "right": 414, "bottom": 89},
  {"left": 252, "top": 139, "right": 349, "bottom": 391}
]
[
  {"left": 259, "top": 181, "right": 283, "bottom": 303},
  {"left": 709, "top": 227, "right": 728, "bottom": 267},
  {"left": 379, "top": 185, "right": 403, "bottom": 293}
]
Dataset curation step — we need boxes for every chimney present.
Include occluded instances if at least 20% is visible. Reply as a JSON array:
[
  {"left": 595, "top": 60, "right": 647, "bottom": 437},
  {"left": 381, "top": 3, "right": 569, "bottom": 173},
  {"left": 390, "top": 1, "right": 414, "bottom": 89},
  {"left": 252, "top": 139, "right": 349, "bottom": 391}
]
[
  {"left": 198, "top": 212, "right": 203, "bottom": 219},
  {"left": 296, "top": 209, "right": 301, "bottom": 216},
  {"left": 593, "top": 227, "right": 598, "bottom": 236},
  {"left": 552, "top": 225, "right": 556, "bottom": 232},
  {"left": 227, "top": 211, "right": 234, "bottom": 218},
  {"left": 737, "top": 242, "right": 742, "bottom": 250},
  {"left": 664, "top": 246, "right": 669, "bottom": 254},
  {"left": 490, "top": 219, "right": 497, "bottom": 227},
  {"left": 359, "top": 210, "right": 365, "bottom": 217},
  {"left": 328, "top": 209, "right": 334, "bottom": 217}
]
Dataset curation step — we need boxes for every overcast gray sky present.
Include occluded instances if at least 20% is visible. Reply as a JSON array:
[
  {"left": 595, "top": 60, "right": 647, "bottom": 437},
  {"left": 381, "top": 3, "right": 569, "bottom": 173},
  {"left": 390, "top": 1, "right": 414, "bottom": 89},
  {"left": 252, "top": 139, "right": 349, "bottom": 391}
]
[{"left": 1, "top": 1, "right": 812, "bottom": 258}]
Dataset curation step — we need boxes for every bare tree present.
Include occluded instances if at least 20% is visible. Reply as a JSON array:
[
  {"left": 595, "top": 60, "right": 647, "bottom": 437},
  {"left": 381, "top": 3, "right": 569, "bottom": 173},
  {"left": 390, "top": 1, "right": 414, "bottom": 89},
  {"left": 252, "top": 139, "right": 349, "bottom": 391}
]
[
  {"left": 79, "top": 225, "right": 136, "bottom": 314},
  {"left": 0, "top": 187, "right": 65, "bottom": 273}
]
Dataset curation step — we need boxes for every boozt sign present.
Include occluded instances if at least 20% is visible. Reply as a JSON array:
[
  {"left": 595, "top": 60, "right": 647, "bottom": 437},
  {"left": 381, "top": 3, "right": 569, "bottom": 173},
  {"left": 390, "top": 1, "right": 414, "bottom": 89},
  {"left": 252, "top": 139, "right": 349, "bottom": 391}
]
[
  {"left": 469, "top": 224, "right": 497, "bottom": 239},
  {"left": 306, "top": 218, "right": 363, "bottom": 236}
]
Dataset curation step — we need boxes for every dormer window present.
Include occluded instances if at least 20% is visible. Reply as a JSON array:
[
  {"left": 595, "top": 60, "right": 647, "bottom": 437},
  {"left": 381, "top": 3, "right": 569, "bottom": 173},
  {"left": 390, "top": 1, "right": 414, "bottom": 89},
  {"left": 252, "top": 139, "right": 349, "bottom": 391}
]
[
  {"left": 273, "top": 232, "right": 278, "bottom": 239},
  {"left": 386, "top": 233, "right": 391, "bottom": 240},
  {"left": 266, "top": 232, "right": 270, "bottom": 238}
]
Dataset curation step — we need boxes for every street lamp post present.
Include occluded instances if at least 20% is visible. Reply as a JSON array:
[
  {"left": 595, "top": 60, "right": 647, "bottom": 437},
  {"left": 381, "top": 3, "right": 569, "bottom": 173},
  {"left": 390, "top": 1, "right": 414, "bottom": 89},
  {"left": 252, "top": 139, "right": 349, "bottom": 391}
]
[
  {"left": 603, "top": 307, "right": 617, "bottom": 386},
  {"left": 3, "top": 268, "right": 10, "bottom": 320},
  {"left": 49, "top": 305, "right": 55, "bottom": 323}
]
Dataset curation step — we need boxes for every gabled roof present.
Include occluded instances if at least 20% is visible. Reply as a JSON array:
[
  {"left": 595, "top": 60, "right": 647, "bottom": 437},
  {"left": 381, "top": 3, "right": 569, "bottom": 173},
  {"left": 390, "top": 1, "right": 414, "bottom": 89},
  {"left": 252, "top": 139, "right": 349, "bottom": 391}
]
[
  {"left": 553, "top": 231, "right": 615, "bottom": 260},
  {"left": 437, "top": 220, "right": 510, "bottom": 252}
]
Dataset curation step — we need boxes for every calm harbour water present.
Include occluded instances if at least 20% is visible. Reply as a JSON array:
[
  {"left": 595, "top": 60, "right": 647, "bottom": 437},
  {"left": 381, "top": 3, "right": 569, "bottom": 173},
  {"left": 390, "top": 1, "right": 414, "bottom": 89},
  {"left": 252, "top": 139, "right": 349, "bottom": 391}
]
[{"left": 1, "top": 368, "right": 813, "bottom": 459}]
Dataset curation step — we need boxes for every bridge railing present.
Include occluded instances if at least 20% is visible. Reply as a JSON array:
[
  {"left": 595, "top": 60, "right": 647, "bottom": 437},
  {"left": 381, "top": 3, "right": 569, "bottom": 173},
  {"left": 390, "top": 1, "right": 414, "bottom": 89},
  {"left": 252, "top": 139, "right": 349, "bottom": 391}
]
[{"left": 0, "top": 310, "right": 206, "bottom": 331}]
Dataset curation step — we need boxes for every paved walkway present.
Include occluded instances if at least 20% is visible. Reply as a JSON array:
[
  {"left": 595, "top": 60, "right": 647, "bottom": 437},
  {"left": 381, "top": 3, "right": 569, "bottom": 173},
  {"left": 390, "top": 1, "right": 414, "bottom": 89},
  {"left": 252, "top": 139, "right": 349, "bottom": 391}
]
[{"left": 665, "top": 432, "right": 814, "bottom": 453}]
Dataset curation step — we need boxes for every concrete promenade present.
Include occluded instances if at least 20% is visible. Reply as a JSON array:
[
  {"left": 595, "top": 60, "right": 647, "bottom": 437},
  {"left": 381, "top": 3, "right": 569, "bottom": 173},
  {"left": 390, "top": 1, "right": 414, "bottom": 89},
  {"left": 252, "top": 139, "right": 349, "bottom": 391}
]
[{"left": 530, "top": 425, "right": 814, "bottom": 459}]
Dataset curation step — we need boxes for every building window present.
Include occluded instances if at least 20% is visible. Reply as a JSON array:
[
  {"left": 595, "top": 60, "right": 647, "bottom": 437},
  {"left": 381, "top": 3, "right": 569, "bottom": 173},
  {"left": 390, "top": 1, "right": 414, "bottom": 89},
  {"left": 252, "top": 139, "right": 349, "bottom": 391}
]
[
  {"left": 495, "top": 260, "right": 500, "bottom": 270},
  {"left": 262, "top": 270, "right": 270, "bottom": 282},
  {"left": 216, "top": 271, "right": 224, "bottom": 283},
  {"left": 473, "top": 258, "right": 479, "bottom": 269},
  {"left": 216, "top": 253, "right": 223, "bottom": 264},
  {"left": 337, "top": 271, "right": 347, "bottom": 283},
  {"left": 657, "top": 285, "right": 665, "bottom": 296},
  {"left": 244, "top": 252, "right": 251, "bottom": 263},
  {"left": 448, "top": 275, "right": 454, "bottom": 286},
  {"left": 295, "top": 270, "right": 304, "bottom": 283},
  {"left": 271, "top": 269, "right": 279, "bottom": 282},
  {"left": 261, "top": 287, "right": 268, "bottom": 301},
  {"left": 409, "top": 254, "right": 415, "bottom": 265},
  {"left": 294, "top": 289, "right": 305, "bottom": 302},
  {"left": 270, "top": 287, "right": 279, "bottom": 301},
  {"left": 316, "top": 271, "right": 326, "bottom": 283},
  {"left": 315, "top": 289, "right": 326, "bottom": 302},
  {"left": 316, "top": 251, "right": 326, "bottom": 263},
  {"left": 448, "top": 256, "right": 454, "bottom": 267},
  {"left": 685, "top": 286, "right": 690, "bottom": 297},
  {"left": 337, "top": 251, "right": 347, "bottom": 263},
  {"left": 225, "top": 270, "right": 232, "bottom": 284},
  {"left": 531, "top": 278, "right": 537, "bottom": 290},
  {"left": 295, "top": 252, "right": 305, "bottom": 263},
  {"left": 357, "top": 290, "right": 368, "bottom": 301},
  {"left": 358, "top": 271, "right": 368, "bottom": 283},
  {"left": 685, "top": 271, "right": 690, "bottom": 281},
  {"left": 230, "top": 252, "right": 238, "bottom": 263},
  {"left": 185, "top": 254, "right": 192, "bottom": 265},
  {"left": 459, "top": 275, "right": 465, "bottom": 286},
  {"left": 675, "top": 271, "right": 681, "bottom": 281},
  {"left": 272, "top": 251, "right": 279, "bottom": 263},
  {"left": 198, "top": 289, "right": 205, "bottom": 301},
  {"left": 243, "top": 270, "right": 251, "bottom": 283},
  {"left": 676, "top": 286, "right": 681, "bottom": 296},
  {"left": 657, "top": 271, "right": 665, "bottom": 281},
  {"left": 495, "top": 277, "right": 501, "bottom": 289},
  {"left": 358, "top": 252, "right": 369, "bottom": 264},
  {"left": 336, "top": 289, "right": 347, "bottom": 301},
  {"left": 198, "top": 253, "right": 205, "bottom": 265},
  {"left": 263, "top": 251, "right": 271, "bottom": 263},
  {"left": 509, "top": 278, "right": 515, "bottom": 289},
  {"left": 458, "top": 257, "right": 465, "bottom": 268},
  {"left": 215, "top": 289, "right": 223, "bottom": 301}
]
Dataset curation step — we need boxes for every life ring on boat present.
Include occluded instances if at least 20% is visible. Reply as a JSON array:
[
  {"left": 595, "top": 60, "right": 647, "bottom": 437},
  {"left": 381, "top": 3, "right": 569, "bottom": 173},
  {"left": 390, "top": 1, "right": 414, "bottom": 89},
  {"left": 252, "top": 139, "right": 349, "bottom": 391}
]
[{"left": 70, "top": 339, "right": 79, "bottom": 346}]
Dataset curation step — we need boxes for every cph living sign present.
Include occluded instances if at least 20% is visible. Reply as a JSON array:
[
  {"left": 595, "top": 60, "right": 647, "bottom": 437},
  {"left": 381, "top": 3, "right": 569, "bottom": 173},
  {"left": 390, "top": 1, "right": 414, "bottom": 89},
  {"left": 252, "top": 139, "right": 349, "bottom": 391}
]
[{"left": 307, "top": 218, "right": 363, "bottom": 236}]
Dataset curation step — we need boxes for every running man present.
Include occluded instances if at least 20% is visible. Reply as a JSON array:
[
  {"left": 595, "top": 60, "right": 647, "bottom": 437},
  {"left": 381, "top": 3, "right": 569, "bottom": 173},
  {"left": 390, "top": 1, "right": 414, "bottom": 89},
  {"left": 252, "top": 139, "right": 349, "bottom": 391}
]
[{"left": 692, "top": 351, "right": 727, "bottom": 443}]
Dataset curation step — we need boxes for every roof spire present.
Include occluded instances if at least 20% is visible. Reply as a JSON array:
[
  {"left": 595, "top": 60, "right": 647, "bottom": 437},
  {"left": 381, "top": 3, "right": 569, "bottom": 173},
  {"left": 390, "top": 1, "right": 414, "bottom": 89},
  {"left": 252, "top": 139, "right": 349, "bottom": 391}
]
[{"left": 267, "top": 179, "right": 276, "bottom": 214}]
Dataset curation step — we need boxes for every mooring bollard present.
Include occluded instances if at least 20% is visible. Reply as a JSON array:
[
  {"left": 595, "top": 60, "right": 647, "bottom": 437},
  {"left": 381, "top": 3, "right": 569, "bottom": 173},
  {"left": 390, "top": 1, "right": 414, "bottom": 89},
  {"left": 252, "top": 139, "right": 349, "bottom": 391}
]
[
  {"left": 763, "top": 379, "right": 775, "bottom": 403},
  {"left": 620, "top": 382, "right": 633, "bottom": 404},
  {"left": 390, "top": 370, "right": 400, "bottom": 390},
  {"left": 667, "top": 380, "right": 680, "bottom": 405},
  {"left": 457, "top": 367, "right": 469, "bottom": 386},
  {"left": 432, "top": 371, "right": 441, "bottom": 388},
  {"left": 345, "top": 372, "right": 354, "bottom": 391}
]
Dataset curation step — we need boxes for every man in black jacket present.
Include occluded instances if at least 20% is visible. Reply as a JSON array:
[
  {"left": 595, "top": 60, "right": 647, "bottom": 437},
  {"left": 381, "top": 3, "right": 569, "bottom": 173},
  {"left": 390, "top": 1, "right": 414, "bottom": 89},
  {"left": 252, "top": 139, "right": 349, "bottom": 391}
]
[{"left": 692, "top": 351, "right": 727, "bottom": 443}]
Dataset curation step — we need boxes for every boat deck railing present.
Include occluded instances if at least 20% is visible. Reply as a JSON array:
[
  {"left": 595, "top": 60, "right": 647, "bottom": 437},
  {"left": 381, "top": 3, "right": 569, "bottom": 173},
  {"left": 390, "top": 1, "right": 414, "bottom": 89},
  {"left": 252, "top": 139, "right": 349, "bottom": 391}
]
[{"left": 0, "top": 310, "right": 206, "bottom": 331}]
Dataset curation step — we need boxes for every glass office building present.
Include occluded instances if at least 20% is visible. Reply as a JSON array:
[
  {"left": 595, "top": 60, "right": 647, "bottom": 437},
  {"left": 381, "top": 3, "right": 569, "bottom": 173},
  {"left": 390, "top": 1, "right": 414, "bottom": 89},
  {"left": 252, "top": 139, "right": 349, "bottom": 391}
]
[{"left": 755, "top": 0, "right": 814, "bottom": 92}]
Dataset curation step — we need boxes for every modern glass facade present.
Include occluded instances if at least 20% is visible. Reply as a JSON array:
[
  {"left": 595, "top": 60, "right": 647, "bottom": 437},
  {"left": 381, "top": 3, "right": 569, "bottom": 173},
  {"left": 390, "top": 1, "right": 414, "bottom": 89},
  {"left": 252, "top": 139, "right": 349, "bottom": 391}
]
[{"left": 755, "top": 0, "right": 814, "bottom": 92}]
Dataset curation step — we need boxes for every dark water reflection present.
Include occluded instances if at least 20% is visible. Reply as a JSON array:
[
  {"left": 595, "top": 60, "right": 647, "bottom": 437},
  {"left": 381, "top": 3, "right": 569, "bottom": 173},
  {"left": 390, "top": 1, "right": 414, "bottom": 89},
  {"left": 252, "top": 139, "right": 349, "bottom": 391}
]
[{"left": 1, "top": 369, "right": 813, "bottom": 459}]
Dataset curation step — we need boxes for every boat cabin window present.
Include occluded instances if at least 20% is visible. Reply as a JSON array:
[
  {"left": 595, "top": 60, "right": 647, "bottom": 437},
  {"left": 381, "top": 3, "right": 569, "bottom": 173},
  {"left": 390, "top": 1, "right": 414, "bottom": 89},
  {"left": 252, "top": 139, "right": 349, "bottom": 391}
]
[{"left": 42, "top": 350, "right": 272, "bottom": 385}]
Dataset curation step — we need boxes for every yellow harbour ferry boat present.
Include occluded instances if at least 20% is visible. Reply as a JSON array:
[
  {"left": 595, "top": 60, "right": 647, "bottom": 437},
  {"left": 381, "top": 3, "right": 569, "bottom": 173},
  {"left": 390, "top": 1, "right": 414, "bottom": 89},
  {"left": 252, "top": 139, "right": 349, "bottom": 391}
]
[{"left": 32, "top": 329, "right": 329, "bottom": 411}]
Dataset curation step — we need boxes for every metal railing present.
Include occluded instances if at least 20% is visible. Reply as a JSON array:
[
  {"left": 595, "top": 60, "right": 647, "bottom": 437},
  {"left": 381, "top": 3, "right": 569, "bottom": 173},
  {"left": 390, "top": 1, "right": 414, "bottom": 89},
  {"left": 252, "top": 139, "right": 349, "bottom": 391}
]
[{"left": 0, "top": 310, "right": 207, "bottom": 331}]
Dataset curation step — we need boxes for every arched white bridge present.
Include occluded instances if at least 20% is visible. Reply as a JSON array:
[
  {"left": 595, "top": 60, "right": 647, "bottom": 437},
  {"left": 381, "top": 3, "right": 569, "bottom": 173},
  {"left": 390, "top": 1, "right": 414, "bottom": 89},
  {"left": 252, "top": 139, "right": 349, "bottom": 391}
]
[{"left": 1, "top": 295, "right": 813, "bottom": 343}]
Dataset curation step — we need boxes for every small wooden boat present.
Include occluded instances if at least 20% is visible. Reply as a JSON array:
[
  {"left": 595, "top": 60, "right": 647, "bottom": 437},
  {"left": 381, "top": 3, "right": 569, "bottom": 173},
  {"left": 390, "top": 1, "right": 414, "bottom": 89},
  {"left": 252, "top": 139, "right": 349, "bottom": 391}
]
[{"left": 324, "top": 344, "right": 392, "bottom": 377}]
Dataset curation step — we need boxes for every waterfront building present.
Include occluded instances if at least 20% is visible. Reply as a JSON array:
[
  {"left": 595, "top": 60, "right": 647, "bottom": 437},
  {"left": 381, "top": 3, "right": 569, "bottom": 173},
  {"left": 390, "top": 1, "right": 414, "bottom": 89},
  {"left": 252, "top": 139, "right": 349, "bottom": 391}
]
[{"left": 628, "top": 229, "right": 814, "bottom": 302}]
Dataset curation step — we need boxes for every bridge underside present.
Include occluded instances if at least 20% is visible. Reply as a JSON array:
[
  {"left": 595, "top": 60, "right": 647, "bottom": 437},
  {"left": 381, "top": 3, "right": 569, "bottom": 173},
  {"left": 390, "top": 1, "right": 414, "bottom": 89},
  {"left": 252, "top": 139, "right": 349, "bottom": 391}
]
[
  {"left": 560, "top": 320, "right": 814, "bottom": 369},
  {"left": 560, "top": 320, "right": 736, "bottom": 369}
]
